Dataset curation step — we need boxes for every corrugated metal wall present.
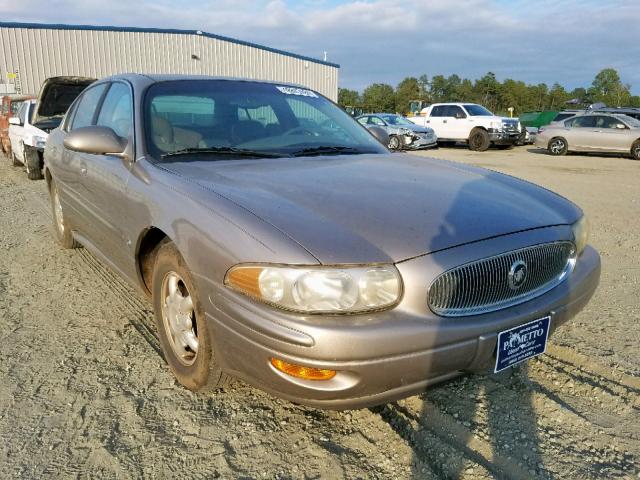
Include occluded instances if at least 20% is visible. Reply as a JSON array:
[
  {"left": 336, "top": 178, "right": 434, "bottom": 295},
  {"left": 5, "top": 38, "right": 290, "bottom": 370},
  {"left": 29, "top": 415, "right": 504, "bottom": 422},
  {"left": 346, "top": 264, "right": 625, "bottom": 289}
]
[{"left": 0, "top": 25, "right": 339, "bottom": 100}]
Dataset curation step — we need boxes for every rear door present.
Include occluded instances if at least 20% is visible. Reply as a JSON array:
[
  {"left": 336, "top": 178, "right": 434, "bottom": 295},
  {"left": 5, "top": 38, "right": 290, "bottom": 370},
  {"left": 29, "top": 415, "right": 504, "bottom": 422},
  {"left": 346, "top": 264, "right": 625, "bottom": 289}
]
[
  {"left": 425, "top": 106, "right": 448, "bottom": 138},
  {"left": 564, "top": 116, "right": 596, "bottom": 150}
]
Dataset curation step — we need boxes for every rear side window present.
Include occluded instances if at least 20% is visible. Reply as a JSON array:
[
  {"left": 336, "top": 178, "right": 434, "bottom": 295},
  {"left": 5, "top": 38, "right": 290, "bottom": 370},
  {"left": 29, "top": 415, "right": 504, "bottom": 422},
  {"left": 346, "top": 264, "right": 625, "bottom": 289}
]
[
  {"left": 571, "top": 116, "right": 596, "bottom": 128},
  {"left": 553, "top": 113, "right": 575, "bottom": 122},
  {"left": 70, "top": 84, "right": 108, "bottom": 130},
  {"left": 430, "top": 106, "right": 446, "bottom": 117},
  {"left": 97, "top": 83, "right": 133, "bottom": 137},
  {"left": 357, "top": 116, "right": 368, "bottom": 125}
]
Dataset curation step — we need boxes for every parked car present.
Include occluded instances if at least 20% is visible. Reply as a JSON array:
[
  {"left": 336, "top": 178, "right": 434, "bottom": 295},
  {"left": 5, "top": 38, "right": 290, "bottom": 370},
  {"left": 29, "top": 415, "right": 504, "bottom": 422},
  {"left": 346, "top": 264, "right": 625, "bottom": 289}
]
[
  {"left": 1, "top": 94, "right": 34, "bottom": 156},
  {"left": 536, "top": 112, "right": 640, "bottom": 159},
  {"left": 8, "top": 76, "right": 94, "bottom": 179},
  {"left": 408, "top": 103, "right": 522, "bottom": 151},
  {"left": 356, "top": 113, "right": 437, "bottom": 150},
  {"left": 44, "top": 74, "right": 600, "bottom": 409}
]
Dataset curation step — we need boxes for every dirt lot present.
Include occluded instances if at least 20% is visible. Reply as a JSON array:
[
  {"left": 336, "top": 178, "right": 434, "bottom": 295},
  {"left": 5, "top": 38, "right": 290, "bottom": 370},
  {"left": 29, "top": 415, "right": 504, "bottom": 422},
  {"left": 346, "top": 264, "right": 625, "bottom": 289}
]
[{"left": 0, "top": 146, "right": 638, "bottom": 479}]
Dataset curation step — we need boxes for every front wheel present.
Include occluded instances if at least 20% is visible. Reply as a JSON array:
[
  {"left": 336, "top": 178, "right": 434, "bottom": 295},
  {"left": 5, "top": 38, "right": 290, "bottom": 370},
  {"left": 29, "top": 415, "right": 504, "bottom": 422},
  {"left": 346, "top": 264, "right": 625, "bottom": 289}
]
[
  {"left": 388, "top": 135, "right": 402, "bottom": 151},
  {"left": 152, "top": 242, "right": 232, "bottom": 392},
  {"left": 468, "top": 128, "right": 490, "bottom": 151},
  {"left": 548, "top": 137, "right": 568, "bottom": 156},
  {"left": 631, "top": 140, "right": 640, "bottom": 160}
]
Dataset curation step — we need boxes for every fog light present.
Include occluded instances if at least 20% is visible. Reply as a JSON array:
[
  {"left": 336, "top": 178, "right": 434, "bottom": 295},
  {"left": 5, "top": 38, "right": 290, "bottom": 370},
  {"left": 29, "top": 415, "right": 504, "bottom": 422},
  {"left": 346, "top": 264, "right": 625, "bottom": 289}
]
[{"left": 270, "top": 358, "right": 336, "bottom": 381}]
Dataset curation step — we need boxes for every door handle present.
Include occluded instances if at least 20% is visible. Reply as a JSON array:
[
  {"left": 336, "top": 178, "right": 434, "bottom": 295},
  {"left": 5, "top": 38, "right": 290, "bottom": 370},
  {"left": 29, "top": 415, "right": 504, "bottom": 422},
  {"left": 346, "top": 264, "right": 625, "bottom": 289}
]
[
  {"left": 80, "top": 163, "right": 88, "bottom": 175},
  {"left": 443, "top": 120, "right": 448, "bottom": 124}
]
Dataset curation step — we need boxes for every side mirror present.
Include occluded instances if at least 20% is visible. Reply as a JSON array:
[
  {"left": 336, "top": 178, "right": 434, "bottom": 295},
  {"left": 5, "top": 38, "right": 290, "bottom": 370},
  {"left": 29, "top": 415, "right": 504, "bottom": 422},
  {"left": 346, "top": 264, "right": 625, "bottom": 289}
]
[
  {"left": 367, "top": 126, "right": 390, "bottom": 147},
  {"left": 455, "top": 112, "right": 466, "bottom": 119},
  {"left": 615, "top": 123, "right": 627, "bottom": 129},
  {"left": 8, "top": 117, "right": 21, "bottom": 126},
  {"left": 64, "top": 126, "right": 128, "bottom": 158}
]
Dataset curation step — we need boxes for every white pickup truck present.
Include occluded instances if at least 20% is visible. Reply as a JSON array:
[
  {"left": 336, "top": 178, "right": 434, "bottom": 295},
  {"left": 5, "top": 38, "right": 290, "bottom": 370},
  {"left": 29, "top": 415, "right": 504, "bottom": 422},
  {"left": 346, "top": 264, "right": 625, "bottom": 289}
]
[
  {"left": 7, "top": 76, "right": 94, "bottom": 179},
  {"left": 408, "top": 103, "right": 523, "bottom": 151}
]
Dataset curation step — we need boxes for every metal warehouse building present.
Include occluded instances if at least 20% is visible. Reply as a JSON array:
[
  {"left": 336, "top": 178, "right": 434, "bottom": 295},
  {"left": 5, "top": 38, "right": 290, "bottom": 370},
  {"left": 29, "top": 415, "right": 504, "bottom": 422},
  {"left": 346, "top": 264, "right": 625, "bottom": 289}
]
[{"left": 0, "top": 22, "right": 339, "bottom": 100}]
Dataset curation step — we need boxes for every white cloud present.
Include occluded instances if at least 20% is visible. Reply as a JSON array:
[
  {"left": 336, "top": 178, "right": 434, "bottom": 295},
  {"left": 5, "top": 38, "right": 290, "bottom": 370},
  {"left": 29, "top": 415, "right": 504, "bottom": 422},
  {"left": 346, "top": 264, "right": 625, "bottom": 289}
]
[{"left": 1, "top": 0, "right": 639, "bottom": 92}]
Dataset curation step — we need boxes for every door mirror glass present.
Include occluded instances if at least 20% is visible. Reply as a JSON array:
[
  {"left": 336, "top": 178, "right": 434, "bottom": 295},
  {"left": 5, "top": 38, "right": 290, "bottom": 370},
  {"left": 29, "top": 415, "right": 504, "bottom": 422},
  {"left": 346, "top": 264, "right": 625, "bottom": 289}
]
[
  {"left": 8, "top": 117, "right": 21, "bottom": 126},
  {"left": 64, "top": 126, "right": 127, "bottom": 157}
]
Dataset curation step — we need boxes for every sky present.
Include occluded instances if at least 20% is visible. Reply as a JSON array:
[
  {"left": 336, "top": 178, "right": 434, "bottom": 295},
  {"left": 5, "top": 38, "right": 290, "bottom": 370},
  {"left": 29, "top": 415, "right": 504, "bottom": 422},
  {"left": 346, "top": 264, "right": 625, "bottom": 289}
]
[{"left": 2, "top": 0, "right": 639, "bottom": 93}]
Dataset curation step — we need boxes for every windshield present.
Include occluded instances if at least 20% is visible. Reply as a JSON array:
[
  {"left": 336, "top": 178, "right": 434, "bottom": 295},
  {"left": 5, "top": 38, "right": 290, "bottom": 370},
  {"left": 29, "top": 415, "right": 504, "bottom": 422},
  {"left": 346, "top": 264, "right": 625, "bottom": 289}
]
[
  {"left": 462, "top": 104, "right": 493, "bottom": 116},
  {"left": 618, "top": 114, "right": 640, "bottom": 128},
  {"left": 144, "top": 80, "right": 388, "bottom": 160},
  {"left": 380, "top": 115, "right": 414, "bottom": 126}
]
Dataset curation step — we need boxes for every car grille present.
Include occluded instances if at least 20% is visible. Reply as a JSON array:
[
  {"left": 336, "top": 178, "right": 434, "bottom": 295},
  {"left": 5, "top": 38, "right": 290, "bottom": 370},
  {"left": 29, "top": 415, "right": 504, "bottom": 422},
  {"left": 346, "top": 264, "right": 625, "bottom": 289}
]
[
  {"left": 502, "top": 120, "right": 520, "bottom": 135},
  {"left": 428, "top": 242, "right": 576, "bottom": 317}
]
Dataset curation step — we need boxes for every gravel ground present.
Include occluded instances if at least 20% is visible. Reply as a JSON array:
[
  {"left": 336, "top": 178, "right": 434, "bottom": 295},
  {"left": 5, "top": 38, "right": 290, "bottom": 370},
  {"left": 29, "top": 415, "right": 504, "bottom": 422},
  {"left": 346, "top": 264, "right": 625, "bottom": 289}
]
[{"left": 0, "top": 146, "right": 638, "bottom": 479}]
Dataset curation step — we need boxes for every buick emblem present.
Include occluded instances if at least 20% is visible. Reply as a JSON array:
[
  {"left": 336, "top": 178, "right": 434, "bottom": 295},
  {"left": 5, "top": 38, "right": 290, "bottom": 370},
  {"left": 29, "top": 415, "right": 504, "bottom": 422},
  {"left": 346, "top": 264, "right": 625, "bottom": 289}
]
[{"left": 508, "top": 260, "right": 528, "bottom": 290}]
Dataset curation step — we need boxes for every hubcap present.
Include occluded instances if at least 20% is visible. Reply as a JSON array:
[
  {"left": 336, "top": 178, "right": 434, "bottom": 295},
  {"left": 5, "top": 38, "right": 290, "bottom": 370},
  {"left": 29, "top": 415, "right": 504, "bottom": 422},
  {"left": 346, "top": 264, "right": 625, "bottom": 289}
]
[
  {"left": 52, "top": 187, "right": 65, "bottom": 234},
  {"left": 633, "top": 145, "right": 640, "bottom": 159},
  {"left": 550, "top": 139, "right": 565, "bottom": 154},
  {"left": 161, "top": 272, "right": 198, "bottom": 366}
]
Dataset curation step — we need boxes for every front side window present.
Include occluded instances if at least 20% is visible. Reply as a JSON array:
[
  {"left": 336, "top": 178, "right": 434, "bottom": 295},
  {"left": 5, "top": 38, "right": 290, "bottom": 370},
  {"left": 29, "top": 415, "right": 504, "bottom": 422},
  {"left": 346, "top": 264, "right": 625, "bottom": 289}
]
[
  {"left": 446, "top": 106, "right": 466, "bottom": 118},
  {"left": 71, "top": 84, "right": 108, "bottom": 130},
  {"left": 97, "top": 83, "right": 133, "bottom": 137},
  {"left": 571, "top": 116, "right": 596, "bottom": 128},
  {"left": 144, "top": 80, "right": 388, "bottom": 159}
]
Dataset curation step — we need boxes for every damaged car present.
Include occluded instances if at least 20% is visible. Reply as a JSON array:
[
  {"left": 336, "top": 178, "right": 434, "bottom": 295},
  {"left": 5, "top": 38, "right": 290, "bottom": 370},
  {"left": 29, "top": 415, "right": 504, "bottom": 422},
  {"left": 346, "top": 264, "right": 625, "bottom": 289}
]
[
  {"left": 44, "top": 74, "right": 600, "bottom": 409},
  {"left": 8, "top": 76, "right": 94, "bottom": 179},
  {"left": 357, "top": 113, "right": 437, "bottom": 150}
]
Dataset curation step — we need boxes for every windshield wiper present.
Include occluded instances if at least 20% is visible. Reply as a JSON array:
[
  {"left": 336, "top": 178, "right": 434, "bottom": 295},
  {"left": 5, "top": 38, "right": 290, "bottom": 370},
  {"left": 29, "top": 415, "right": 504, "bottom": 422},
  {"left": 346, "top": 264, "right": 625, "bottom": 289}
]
[
  {"left": 290, "top": 146, "right": 366, "bottom": 157},
  {"left": 161, "top": 147, "right": 287, "bottom": 159}
]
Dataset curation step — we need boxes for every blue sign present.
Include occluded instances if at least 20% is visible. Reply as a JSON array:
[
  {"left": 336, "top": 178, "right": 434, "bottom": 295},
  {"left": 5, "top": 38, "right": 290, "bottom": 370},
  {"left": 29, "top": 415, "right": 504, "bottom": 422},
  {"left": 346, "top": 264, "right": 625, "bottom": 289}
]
[{"left": 495, "top": 316, "right": 551, "bottom": 373}]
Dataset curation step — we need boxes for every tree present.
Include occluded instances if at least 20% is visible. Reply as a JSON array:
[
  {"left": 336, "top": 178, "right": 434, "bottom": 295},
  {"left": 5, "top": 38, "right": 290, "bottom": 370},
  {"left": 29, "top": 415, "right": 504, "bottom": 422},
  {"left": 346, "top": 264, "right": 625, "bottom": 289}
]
[
  {"left": 337, "top": 88, "right": 360, "bottom": 107},
  {"left": 547, "top": 83, "right": 569, "bottom": 109},
  {"left": 362, "top": 83, "right": 396, "bottom": 112},
  {"left": 589, "top": 68, "right": 631, "bottom": 107},
  {"left": 395, "top": 77, "right": 422, "bottom": 113}
]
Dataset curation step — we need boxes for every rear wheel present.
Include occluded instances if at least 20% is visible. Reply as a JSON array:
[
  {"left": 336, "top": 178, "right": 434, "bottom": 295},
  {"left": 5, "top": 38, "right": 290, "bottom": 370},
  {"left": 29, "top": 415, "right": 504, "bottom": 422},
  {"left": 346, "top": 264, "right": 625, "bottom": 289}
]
[
  {"left": 468, "top": 128, "right": 490, "bottom": 151},
  {"left": 152, "top": 242, "right": 232, "bottom": 392},
  {"left": 548, "top": 137, "right": 568, "bottom": 156},
  {"left": 49, "top": 178, "right": 79, "bottom": 249},
  {"left": 631, "top": 140, "right": 640, "bottom": 160},
  {"left": 388, "top": 135, "right": 402, "bottom": 151}
]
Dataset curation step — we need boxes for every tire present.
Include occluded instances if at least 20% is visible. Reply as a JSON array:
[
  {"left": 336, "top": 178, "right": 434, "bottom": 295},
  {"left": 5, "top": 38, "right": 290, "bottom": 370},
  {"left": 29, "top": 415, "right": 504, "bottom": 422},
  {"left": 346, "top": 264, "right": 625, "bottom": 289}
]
[
  {"left": 468, "top": 128, "right": 490, "bottom": 151},
  {"left": 388, "top": 135, "right": 402, "bottom": 151},
  {"left": 49, "top": 178, "right": 80, "bottom": 249},
  {"left": 548, "top": 137, "right": 568, "bottom": 156},
  {"left": 24, "top": 147, "right": 44, "bottom": 180},
  {"left": 152, "top": 242, "right": 232, "bottom": 392},
  {"left": 631, "top": 140, "right": 640, "bottom": 160}
]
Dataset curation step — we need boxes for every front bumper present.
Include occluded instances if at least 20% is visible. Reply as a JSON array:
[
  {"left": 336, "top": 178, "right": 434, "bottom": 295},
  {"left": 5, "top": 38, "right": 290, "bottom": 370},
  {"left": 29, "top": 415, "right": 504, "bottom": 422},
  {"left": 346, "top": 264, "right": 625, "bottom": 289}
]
[
  {"left": 488, "top": 129, "right": 520, "bottom": 146},
  {"left": 202, "top": 228, "right": 600, "bottom": 410},
  {"left": 403, "top": 133, "right": 438, "bottom": 150}
]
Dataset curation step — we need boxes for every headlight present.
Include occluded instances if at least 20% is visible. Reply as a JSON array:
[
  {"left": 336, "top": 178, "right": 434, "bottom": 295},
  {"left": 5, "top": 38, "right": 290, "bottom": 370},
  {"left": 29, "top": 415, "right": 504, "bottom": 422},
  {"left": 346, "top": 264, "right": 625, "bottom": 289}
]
[
  {"left": 571, "top": 215, "right": 589, "bottom": 256},
  {"left": 225, "top": 264, "right": 402, "bottom": 314},
  {"left": 489, "top": 121, "right": 502, "bottom": 130},
  {"left": 399, "top": 127, "right": 412, "bottom": 135}
]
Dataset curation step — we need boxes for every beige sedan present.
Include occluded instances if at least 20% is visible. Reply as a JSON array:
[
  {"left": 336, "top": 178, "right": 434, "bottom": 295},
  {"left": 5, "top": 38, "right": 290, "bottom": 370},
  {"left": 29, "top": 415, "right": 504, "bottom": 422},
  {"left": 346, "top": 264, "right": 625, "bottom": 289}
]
[{"left": 536, "top": 113, "right": 640, "bottom": 159}]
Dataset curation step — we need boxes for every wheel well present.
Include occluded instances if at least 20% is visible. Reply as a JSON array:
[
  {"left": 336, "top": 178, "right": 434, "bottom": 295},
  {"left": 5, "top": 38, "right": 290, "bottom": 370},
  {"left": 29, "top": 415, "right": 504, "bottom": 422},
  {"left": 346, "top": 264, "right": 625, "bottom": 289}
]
[{"left": 137, "top": 227, "right": 170, "bottom": 297}]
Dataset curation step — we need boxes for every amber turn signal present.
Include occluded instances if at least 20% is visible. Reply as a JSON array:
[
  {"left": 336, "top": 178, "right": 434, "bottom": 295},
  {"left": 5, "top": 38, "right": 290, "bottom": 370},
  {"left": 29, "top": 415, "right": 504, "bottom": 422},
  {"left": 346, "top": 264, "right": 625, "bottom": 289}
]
[{"left": 270, "top": 358, "right": 336, "bottom": 381}]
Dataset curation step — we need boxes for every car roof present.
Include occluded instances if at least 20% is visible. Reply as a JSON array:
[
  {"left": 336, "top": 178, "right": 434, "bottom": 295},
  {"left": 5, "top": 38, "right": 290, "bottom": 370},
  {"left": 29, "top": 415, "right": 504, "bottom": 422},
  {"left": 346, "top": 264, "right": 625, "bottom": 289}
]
[{"left": 99, "top": 73, "right": 313, "bottom": 91}]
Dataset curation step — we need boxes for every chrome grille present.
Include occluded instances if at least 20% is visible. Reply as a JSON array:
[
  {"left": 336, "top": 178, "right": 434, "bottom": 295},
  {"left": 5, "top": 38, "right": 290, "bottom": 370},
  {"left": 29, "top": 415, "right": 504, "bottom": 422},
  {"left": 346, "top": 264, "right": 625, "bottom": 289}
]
[{"left": 428, "top": 242, "right": 575, "bottom": 317}]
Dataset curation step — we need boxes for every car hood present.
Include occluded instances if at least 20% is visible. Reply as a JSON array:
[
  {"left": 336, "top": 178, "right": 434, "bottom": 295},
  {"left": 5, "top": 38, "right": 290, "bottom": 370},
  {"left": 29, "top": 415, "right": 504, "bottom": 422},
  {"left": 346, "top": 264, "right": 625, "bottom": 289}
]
[
  {"left": 160, "top": 154, "right": 581, "bottom": 263},
  {"left": 400, "top": 124, "right": 432, "bottom": 133},
  {"left": 33, "top": 76, "right": 95, "bottom": 125}
]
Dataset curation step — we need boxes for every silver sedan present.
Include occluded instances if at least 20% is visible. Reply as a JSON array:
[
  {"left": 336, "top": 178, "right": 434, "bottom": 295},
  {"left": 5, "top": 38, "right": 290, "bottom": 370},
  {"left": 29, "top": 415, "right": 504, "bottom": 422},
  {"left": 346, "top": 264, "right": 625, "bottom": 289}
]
[
  {"left": 44, "top": 74, "right": 600, "bottom": 409},
  {"left": 536, "top": 113, "right": 640, "bottom": 159}
]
